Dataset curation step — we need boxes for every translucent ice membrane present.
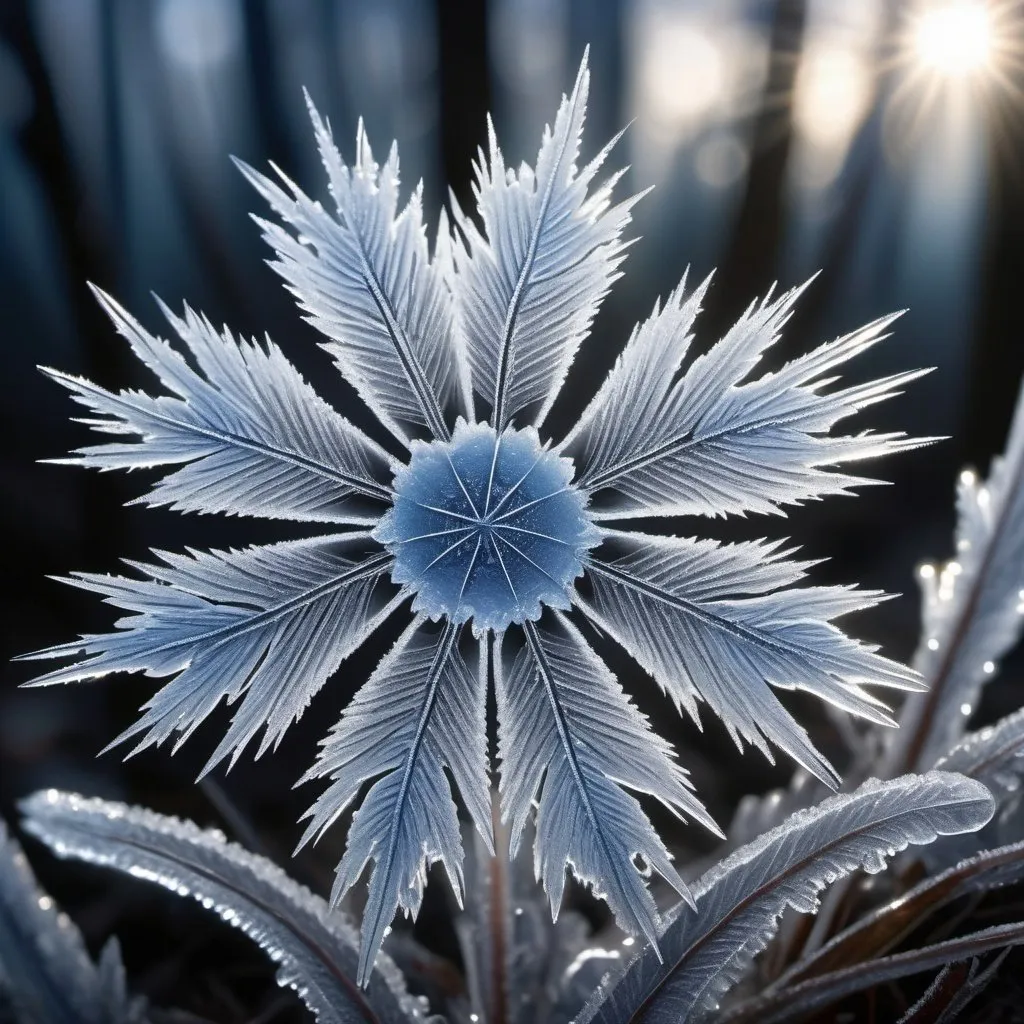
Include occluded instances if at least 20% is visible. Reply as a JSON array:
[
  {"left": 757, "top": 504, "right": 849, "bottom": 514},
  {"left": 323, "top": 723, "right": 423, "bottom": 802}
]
[{"left": 376, "top": 422, "right": 599, "bottom": 630}]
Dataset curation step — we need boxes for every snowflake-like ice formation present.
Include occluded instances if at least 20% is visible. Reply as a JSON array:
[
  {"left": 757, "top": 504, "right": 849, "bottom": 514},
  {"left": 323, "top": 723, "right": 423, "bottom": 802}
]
[{"left": 23, "top": 52, "right": 928, "bottom": 982}]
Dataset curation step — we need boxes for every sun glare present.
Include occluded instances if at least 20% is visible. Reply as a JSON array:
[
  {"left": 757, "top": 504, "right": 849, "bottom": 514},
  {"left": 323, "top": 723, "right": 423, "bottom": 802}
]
[
  {"left": 912, "top": 2, "right": 993, "bottom": 77},
  {"left": 885, "top": 0, "right": 1023, "bottom": 160}
]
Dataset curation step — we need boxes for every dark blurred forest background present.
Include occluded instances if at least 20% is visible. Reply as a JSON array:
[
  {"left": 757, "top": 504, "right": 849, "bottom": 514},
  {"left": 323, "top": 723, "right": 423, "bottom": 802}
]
[{"left": 1, "top": 0, "right": 1023, "bottom": 1018}]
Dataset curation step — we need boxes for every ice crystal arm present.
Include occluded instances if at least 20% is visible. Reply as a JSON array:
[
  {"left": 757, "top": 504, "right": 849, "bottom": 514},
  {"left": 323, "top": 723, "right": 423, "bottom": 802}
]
[
  {"left": 299, "top": 619, "right": 490, "bottom": 986},
  {"left": 19, "top": 792, "right": 428, "bottom": 1024},
  {"left": 567, "top": 278, "right": 927, "bottom": 519},
  {"left": 887, "top": 378, "right": 1024, "bottom": 773},
  {"left": 578, "top": 772, "right": 993, "bottom": 1024},
  {"left": 19, "top": 536, "right": 400, "bottom": 773},
  {"left": 0, "top": 819, "right": 143, "bottom": 1024},
  {"left": 495, "top": 613, "right": 718, "bottom": 954},
  {"left": 46, "top": 290, "right": 392, "bottom": 522},
  {"left": 578, "top": 530, "right": 922, "bottom": 786},
  {"left": 238, "top": 101, "right": 457, "bottom": 443},
  {"left": 450, "top": 52, "right": 636, "bottom": 429}
]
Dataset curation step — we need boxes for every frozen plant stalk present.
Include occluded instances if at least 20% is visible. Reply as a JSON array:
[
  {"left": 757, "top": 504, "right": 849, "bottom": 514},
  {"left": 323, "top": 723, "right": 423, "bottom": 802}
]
[{"left": 20, "top": 53, "right": 928, "bottom": 981}]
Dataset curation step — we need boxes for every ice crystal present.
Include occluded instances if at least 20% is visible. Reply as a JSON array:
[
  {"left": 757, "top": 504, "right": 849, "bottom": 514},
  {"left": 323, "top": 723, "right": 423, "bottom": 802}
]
[
  {"left": 22, "top": 52, "right": 928, "bottom": 979},
  {"left": 377, "top": 421, "right": 599, "bottom": 630}
]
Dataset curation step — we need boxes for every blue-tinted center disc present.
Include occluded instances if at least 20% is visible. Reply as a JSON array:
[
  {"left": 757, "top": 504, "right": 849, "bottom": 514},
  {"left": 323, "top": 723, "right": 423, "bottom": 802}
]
[{"left": 375, "top": 422, "right": 599, "bottom": 631}]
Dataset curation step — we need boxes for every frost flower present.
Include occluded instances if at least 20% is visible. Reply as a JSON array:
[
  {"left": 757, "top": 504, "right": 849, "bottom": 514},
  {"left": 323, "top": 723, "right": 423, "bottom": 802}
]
[{"left": 22, "top": 55, "right": 928, "bottom": 980}]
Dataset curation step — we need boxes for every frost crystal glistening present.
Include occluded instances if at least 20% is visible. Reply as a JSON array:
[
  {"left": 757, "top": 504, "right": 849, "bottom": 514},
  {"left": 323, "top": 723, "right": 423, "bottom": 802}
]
[
  {"left": 378, "top": 422, "right": 599, "bottom": 630},
  {"left": 23, "top": 54, "right": 928, "bottom": 982}
]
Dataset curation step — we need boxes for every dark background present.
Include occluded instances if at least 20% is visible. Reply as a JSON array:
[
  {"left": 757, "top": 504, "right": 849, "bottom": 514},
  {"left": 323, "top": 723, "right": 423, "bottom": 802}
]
[{"left": 1, "top": 0, "right": 1023, "bottom": 1018}]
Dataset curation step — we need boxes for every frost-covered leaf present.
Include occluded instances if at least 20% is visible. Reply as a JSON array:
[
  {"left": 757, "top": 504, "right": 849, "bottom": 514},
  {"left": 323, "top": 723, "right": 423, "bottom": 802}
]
[
  {"left": 927, "top": 710, "right": 1024, "bottom": 866},
  {"left": 0, "top": 818, "right": 144, "bottom": 1024},
  {"left": 496, "top": 614, "right": 717, "bottom": 954},
  {"left": 888, "top": 377, "right": 1024, "bottom": 772},
  {"left": 895, "top": 951, "right": 1010, "bottom": 1024},
  {"left": 454, "top": 809, "right": 624, "bottom": 1024},
  {"left": 727, "top": 771, "right": 829, "bottom": 850},
  {"left": 300, "top": 619, "right": 489, "bottom": 985},
  {"left": 20, "top": 536, "right": 400, "bottom": 773},
  {"left": 20, "top": 791, "right": 431, "bottom": 1024},
  {"left": 46, "top": 289, "right": 392, "bottom": 523},
  {"left": 579, "top": 531, "right": 922, "bottom": 786},
  {"left": 937, "top": 708, "right": 1024, "bottom": 801},
  {"left": 238, "top": 101, "right": 456, "bottom": 443},
  {"left": 450, "top": 51, "right": 636, "bottom": 429},
  {"left": 567, "top": 280, "right": 926, "bottom": 520},
  {"left": 776, "top": 839, "right": 1024, "bottom": 988},
  {"left": 720, "top": 923, "right": 1024, "bottom": 1024},
  {"left": 578, "top": 772, "right": 993, "bottom": 1024}
]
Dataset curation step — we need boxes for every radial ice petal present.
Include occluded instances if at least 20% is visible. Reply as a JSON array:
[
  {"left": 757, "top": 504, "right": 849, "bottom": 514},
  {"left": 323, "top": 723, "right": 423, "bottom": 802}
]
[
  {"left": 567, "top": 279, "right": 929, "bottom": 520},
  {"left": 448, "top": 51, "right": 638, "bottom": 429},
  {"left": 44, "top": 289, "right": 394, "bottom": 523}
]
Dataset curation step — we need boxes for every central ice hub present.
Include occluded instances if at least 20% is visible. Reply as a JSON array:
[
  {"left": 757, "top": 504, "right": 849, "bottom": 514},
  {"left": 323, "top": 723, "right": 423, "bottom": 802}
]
[{"left": 376, "top": 422, "right": 599, "bottom": 631}]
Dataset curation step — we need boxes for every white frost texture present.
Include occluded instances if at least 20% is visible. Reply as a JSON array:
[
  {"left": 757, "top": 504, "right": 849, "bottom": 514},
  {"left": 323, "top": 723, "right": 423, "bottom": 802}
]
[
  {"left": 578, "top": 772, "right": 993, "bottom": 1024},
  {"left": 21, "top": 53, "right": 929, "bottom": 979}
]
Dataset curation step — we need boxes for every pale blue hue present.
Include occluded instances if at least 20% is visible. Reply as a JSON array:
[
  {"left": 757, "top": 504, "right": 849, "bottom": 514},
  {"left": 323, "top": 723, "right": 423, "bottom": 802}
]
[
  {"left": 25, "top": 53, "right": 931, "bottom": 980},
  {"left": 377, "top": 422, "right": 599, "bottom": 630}
]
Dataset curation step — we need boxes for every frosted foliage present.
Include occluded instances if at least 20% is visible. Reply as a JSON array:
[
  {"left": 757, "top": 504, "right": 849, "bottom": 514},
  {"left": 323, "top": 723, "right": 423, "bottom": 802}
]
[
  {"left": 580, "top": 531, "right": 923, "bottom": 786},
  {"left": 46, "top": 289, "right": 392, "bottom": 522},
  {"left": 27, "top": 48, "right": 928, "bottom": 979},
  {"left": 20, "top": 791, "right": 428, "bottom": 1024},
  {"left": 786, "top": 839, "right": 1024, "bottom": 993},
  {"left": 727, "top": 770, "right": 830, "bottom": 849},
  {"left": 928, "top": 709, "right": 1024, "bottom": 866},
  {"left": 377, "top": 422, "right": 599, "bottom": 629},
  {"left": 0, "top": 819, "right": 143, "bottom": 1024},
  {"left": 731, "top": 928, "right": 1024, "bottom": 1024},
  {"left": 455, "top": 821, "right": 622, "bottom": 1024},
  {"left": 496, "top": 614, "right": 718, "bottom": 953},
  {"left": 579, "top": 772, "right": 994, "bottom": 1024},
  {"left": 892, "top": 377, "right": 1024, "bottom": 770},
  {"left": 896, "top": 952, "right": 1011, "bottom": 1024},
  {"left": 938, "top": 708, "right": 1024, "bottom": 800}
]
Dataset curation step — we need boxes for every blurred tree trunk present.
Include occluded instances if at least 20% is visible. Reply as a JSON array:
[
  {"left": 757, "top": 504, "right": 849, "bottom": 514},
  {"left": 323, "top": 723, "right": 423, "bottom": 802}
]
[
  {"left": 702, "top": 0, "right": 807, "bottom": 339},
  {"left": 967, "top": 107, "right": 1024, "bottom": 461},
  {"left": 436, "top": 0, "right": 490, "bottom": 209}
]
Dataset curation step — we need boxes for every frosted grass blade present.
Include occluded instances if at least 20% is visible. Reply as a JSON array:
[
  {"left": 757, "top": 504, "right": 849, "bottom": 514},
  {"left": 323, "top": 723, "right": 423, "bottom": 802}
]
[
  {"left": 20, "top": 791, "right": 428, "bottom": 1024},
  {"left": 578, "top": 772, "right": 993, "bottom": 1024}
]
